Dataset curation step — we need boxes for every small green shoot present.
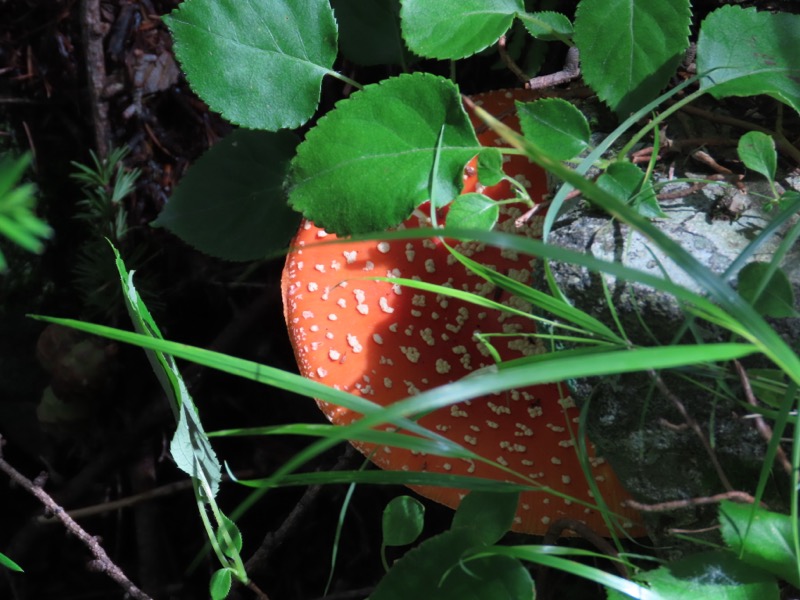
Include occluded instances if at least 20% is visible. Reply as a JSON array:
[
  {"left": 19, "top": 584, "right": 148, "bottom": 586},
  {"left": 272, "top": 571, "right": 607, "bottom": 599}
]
[{"left": 0, "top": 152, "right": 52, "bottom": 271}]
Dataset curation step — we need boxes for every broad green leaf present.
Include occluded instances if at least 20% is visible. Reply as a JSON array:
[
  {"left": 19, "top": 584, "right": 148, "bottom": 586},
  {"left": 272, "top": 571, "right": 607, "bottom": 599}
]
[
  {"left": 152, "top": 129, "right": 300, "bottom": 261},
  {"left": 216, "top": 514, "right": 244, "bottom": 559},
  {"left": 382, "top": 496, "right": 425, "bottom": 547},
  {"left": 737, "top": 262, "right": 797, "bottom": 318},
  {"left": 452, "top": 491, "right": 518, "bottom": 545},
  {"left": 165, "top": 0, "right": 338, "bottom": 130},
  {"left": 331, "top": 0, "right": 411, "bottom": 67},
  {"left": 170, "top": 399, "right": 221, "bottom": 500},
  {"left": 574, "top": 0, "right": 691, "bottom": 115},
  {"left": 481, "top": 546, "right": 653, "bottom": 600},
  {"left": 0, "top": 552, "right": 22, "bottom": 572},
  {"left": 516, "top": 98, "right": 589, "bottom": 161},
  {"left": 209, "top": 568, "right": 233, "bottom": 600},
  {"left": 371, "top": 529, "right": 480, "bottom": 599},
  {"left": 447, "top": 193, "right": 499, "bottom": 230},
  {"left": 438, "top": 555, "right": 533, "bottom": 599},
  {"left": 608, "top": 551, "right": 780, "bottom": 600},
  {"left": 114, "top": 246, "right": 221, "bottom": 497},
  {"left": 517, "top": 11, "right": 573, "bottom": 41},
  {"left": 698, "top": 6, "right": 800, "bottom": 113},
  {"left": 476, "top": 147, "right": 504, "bottom": 187},
  {"left": 400, "top": 0, "right": 523, "bottom": 60},
  {"left": 596, "top": 162, "right": 665, "bottom": 218},
  {"left": 287, "top": 73, "right": 480, "bottom": 235},
  {"left": 720, "top": 500, "right": 800, "bottom": 588},
  {"left": 738, "top": 132, "right": 777, "bottom": 183}
]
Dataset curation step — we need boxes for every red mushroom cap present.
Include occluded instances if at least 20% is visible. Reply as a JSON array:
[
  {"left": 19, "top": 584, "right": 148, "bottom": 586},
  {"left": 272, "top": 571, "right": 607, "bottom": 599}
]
[{"left": 282, "top": 89, "right": 643, "bottom": 536}]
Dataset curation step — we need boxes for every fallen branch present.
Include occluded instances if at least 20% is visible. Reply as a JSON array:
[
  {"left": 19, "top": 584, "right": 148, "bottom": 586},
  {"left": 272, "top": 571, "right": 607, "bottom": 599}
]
[
  {"left": 0, "top": 436, "right": 153, "bottom": 600},
  {"left": 624, "top": 490, "right": 761, "bottom": 513}
]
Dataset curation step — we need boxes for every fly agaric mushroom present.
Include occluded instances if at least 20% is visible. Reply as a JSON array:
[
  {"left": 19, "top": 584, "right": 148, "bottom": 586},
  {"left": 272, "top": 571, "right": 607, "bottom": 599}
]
[{"left": 282, "top": 89, "right": 643, "bottom": 536}]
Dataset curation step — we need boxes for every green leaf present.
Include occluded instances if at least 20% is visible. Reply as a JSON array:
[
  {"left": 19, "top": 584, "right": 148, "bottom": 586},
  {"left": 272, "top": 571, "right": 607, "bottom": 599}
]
[
  {"left": 720, "top": 500, "right": 800, "bottom": 588},
  {"left": 439, "top": 555, "right": 534, "bottom": 599},
  {"left": 287, "top": 73, "right": 479, "bottom": 235},
  {"left": 164, "top": 0, "right": 338, "bottom": 130},
  {"left": 698, "top": 6, "right": 800, "bottom": 113},
  {"left": 596, "top": 162, "right": 665, "bottom": 218},
  {"left": 574, "top": 0, "right": 691, "bottom": 115},
  {"left": 737, "top": 262, "right": 797, "bottom": 318},
  {"left": 114, "top": 246, "right": 221, "bottom": 497},
  {"left": 400, "top": 0, "right": 523, "bottom": 60},
  {"left": 517, "top": 11, "right": 573, "bottom": 41},
  {"left": 0, "top": 552, "right": 23, "bottom": 572},
  {"left": 485, "top": 545, "right": 655, "bottom": 599},
  {"left": 447, "top": 193, "right": 499, "bottom": 231},
  {"left": 476, "top": 148, "right": 504, "bottom": 187},
  {"left": 737, "top": 132, "right": 777, "bottom": 183},
  {"left": 209, "top": 568, "right": 233, "bottom": 600},
  {"left": 608, "top": 551, "right": 780, "bottom": 600},
  {"left": 516, "top": 98, "right": 590, "bottom": 161},
  {"left": 382, "top": 496, "right": 426, "bottom": 547},
  {"left": 372, "top": 528, "right": 532, "bottom": 599},
  {"left": 152, "top": 129, "right": 301, "bottom": 261},
  {"left": 170, "top": 399, "right": 222, "bottom": 500},
  {"left": 778, "top": 190, "right": 800, "bottom": 211},
  {"left": 452, "top": 491, "right": 518, "bottom": 545},
  {"left": 331, "top": 0, "right": 411, "bottom": 67},
  {"left": 216, "top": 514, "right": 244, "bottom": 559}
]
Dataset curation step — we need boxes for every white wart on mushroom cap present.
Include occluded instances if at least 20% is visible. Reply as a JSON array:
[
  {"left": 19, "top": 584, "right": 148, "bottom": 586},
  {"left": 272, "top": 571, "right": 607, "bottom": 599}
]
[{"left": 282, "top": 89, "right": 643, "bottom": 536}]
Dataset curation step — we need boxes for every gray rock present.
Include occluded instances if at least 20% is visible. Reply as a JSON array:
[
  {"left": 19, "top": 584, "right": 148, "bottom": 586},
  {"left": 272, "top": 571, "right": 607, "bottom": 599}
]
[{"left": 537, "top": 175, "right": 799, "bottom": 544}]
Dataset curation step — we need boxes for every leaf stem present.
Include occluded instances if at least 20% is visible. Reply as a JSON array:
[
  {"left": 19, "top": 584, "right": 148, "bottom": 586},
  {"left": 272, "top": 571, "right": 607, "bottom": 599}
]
[
  {"left": 618, "top": 87, "right": 706, "bottom": 158},
  {"left": 328, "top": 70, "right": 363, "bottom": 90}
]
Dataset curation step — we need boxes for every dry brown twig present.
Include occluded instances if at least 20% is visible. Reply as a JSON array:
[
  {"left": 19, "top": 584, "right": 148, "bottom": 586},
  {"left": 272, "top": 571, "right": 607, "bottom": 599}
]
[
  {"left": 625, "top": 490, "right": 762, "bottom": 513},
  {"left": 648, "top": 369, "right": 734, "bottom": 492},
  {"left": 733, "top": 360, "right": 793, "bottom": 476},
  {"left": 527, "top": 46, "right": 581, "bottom": 90},
  {"left": 0, "top": 436, "right": 153, "bottom": 600}
]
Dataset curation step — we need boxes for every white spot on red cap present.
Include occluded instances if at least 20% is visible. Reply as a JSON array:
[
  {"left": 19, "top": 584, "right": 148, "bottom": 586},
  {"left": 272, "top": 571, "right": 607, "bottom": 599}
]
[
  {"left": 379, "top": 297, "right": 394, "bottom": 313},
  {"left": 420, "top": 328, "right": 435, "bottom": 346},
  {"left": 425, "top": 259, "right": 436, "bottom": 273},
  {"left": 400, "top": 346, "right": 420, "bottom": 363},
  {"left": 347, "top": 334, "right": 363, "bottom": 353},
  {"left": 450, "top": 405, "right": 468, "bottom": 418}
]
